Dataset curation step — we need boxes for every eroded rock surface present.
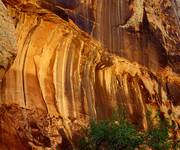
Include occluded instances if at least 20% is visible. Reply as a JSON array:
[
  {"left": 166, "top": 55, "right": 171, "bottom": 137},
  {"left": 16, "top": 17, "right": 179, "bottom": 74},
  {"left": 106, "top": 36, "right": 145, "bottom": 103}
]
[
  {"left": 0, "top": 0, "right": 16, "bottom": 79},
  {"left": 0, "top": 0, "right": 179, "bottom": 149}
]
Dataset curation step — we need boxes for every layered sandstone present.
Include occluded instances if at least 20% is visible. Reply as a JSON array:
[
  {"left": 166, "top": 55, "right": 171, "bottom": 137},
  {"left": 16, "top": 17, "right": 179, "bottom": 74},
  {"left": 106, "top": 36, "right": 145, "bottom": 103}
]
[{"left": 0, "top": 0, "right": 180, "bottom": 149}]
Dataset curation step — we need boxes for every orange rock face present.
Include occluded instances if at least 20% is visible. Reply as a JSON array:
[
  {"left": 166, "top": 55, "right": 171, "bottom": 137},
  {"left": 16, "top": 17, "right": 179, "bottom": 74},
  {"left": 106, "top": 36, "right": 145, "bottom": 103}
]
[{"left": 0, "top": 0, "right": 179, "bottom": 149}]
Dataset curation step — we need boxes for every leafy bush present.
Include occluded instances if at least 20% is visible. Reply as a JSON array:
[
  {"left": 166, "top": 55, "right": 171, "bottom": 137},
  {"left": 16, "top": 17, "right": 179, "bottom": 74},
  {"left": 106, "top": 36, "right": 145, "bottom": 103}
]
[
  {"left": 78, "top": 108, "right": 178, "bottom": 150},
  {"left": 78, "top": 119, "right": 143, "bottom": 150},
  {"left": 109, "top": 120, "right": 143, "bottom": 150},
  {"left": 146, "top": 127, "right": 170, "bottom": 150}
]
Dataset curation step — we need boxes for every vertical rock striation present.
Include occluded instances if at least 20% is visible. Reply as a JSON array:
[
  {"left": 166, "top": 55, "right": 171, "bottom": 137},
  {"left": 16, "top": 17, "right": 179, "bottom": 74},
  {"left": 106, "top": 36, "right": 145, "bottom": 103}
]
[
  {"left": 38, "top": 0, "right": 180, "bottom": 72},
  {"left": 0, "top": 0, "right": 179, "bottom": 149}
]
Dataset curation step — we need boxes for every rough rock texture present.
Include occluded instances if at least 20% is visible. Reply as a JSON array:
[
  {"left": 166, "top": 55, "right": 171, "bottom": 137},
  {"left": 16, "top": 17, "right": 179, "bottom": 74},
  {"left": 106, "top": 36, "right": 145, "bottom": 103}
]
[
  {"left": 38, "top": 0, "right": 180, "bottom": 72},
  {"left": 0, "top": 0, "right": 180, "bottom": 149},
  {"left": 176, "top": 0, "right": 180, "bottom": 18},
  {"left": 0, "top": 0, "right": 16, "bottom": 79}
]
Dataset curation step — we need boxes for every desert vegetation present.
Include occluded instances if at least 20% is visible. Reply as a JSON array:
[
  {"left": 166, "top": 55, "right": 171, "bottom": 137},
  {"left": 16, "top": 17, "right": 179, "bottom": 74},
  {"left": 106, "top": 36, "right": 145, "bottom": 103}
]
[{"left": 78, "top": 108, "right": 180, "bottom": 150}]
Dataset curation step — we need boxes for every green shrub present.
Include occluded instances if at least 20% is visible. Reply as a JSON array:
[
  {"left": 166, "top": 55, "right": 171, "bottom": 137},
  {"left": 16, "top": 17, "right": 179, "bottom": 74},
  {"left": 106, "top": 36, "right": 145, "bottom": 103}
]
[
  {"left": 78, "top": 108, "right": 176, "bottom": 150},
  {"left": 109, "top": 120, "right": 143, "bottom": 150},
  {"left": 89, "top": 120, "right": 110, "bottom": 145},
  {"left": 145, "top": 110, "right": 173, "bottom": 150},
  {"left": 78, "top": 119, "right": 143, "bottom": 150},
  {"left": 146, "top": 127, "right": 170, "bottom": 150}
]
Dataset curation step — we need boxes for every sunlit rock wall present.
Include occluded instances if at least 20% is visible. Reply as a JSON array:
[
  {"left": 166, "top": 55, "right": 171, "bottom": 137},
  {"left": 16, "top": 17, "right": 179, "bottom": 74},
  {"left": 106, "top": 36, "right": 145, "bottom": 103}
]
[
  {"left": 0, "top": 0, "right": 180, "bottom": 149},
  {"left": 38, "top": 0, "right": 180, "bottom": 72}
]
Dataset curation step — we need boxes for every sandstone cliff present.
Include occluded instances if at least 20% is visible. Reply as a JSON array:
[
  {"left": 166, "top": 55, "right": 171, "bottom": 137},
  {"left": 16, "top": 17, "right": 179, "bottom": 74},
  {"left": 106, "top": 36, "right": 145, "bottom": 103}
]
[
  {"left": 0, "top": 0, "right": 180, "bottom": 149},
  {"left": 0, "top": 0, "right": 16, "bottom": 79}
]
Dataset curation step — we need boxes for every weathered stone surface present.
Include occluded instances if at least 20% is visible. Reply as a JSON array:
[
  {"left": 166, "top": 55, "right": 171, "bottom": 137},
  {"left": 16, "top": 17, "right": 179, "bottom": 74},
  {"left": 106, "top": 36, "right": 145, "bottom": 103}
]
[
  {"left": 0, "top": 0, "right": 16, "bottom": 79},
  {"left": 144, "top": 0, "right": 180, "bottom": 72},
  {"left": 38, "top": 0, "right": 180, "bottom": 73},
  {"left": 175, "top": 0, "right": 180, "bottom": 17},
  {"left": 0, "top": 0, "right": 179, "bottom": 149}
]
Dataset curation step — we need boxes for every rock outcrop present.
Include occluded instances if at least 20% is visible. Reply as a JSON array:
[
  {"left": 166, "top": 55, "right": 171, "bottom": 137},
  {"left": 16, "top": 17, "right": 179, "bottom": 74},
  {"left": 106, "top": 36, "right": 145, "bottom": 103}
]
[
  {"left": 0, "top": 0, "right": 179, "bottom": 149},
  {"left": 0, "top": 0, "right": 16, "bottom": 80}
]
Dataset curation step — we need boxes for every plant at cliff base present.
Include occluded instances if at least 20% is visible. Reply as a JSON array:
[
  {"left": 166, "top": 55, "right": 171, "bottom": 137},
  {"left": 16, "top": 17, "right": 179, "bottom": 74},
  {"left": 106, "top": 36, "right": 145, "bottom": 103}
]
[
  {"left": 78, "top": 119, "right": 143, "bottom": 150},
  {"left": 145, "top": 121, "right": 171, "bottom": 150},
  {"left": 78, "top": 108, "right": 178, "bottom": 150},
  {"left": 145, "top": 109, "right": 179, "bottom": 150},
  {"left": 78, "top": 107, "right": 143, "bottom": 150}
]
